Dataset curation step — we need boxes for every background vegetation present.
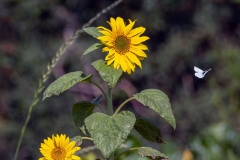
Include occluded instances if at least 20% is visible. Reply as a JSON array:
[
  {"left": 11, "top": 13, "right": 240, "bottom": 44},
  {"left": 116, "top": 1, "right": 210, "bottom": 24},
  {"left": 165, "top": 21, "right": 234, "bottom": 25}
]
[{"left": 0, "top": 0, "right": 239, "bottom": 159}]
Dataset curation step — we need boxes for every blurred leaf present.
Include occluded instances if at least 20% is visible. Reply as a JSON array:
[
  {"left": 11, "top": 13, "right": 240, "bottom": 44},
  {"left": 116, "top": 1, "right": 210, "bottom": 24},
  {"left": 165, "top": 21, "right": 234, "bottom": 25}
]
[
  {"left": 43, "top": 71, "right": 92, "bottom": 100},
  {"left": 134, "top": 118, "right": 165, "bottom": 144},
  {"left": 85, "top": 111, "right": 136, "bottom": 158},
  {"left": 83, "top": 27, "right": 103, "bottom": 38},
  {"left": 82, "top": 43, "right": 102, "bottom": 58},
  {"left": 92, "top": 60, "right": 122, "bottom": 88},
  {"left": 70, "top": 136, "right": 82, "bottom": 146},
  {"left": 72, "top": 101, "right": 95, "bottom": 136},
  {"left": 138, "top": 147, "right": 168, "bottom": 159},
  {"left": 134, "top": 89, "right": 176, "bottom": 129}
]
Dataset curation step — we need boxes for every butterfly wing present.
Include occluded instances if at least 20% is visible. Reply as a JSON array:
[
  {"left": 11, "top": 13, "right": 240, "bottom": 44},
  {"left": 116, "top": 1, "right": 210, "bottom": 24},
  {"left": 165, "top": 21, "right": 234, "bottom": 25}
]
[
  {"left": 195, "top": 72, "right": 204, "bottom": 78},
  {"left": 194, "top": 66, "right": 211, "bottom": 78},
  {"left": 194, "top": 66, "right": 203, "bottom": 72}
]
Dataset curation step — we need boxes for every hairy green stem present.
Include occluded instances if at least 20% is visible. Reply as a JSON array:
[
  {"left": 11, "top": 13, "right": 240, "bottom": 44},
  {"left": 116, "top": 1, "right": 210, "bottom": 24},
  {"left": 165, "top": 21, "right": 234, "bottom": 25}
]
[
  {"left": 14, "top": 0, "right": 124, "bottom": 159},
  {"left": 13, "top": 95, "right": 40, "bottom": 160},
  {"left": 113, "top": 97, "right": 135, "bottom": 116},
  {"left": 114, "top": 147, "right": 140, "bottom": 160}
]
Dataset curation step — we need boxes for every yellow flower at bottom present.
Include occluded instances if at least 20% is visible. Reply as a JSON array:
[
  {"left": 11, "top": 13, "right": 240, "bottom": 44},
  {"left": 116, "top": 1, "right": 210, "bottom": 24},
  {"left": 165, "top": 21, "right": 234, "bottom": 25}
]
[
  {"left": 98, "top": 17, "right": 149, "bottom": 74},
  {"left": 39, "top": 134, "right": 81, "bottom": 160}
]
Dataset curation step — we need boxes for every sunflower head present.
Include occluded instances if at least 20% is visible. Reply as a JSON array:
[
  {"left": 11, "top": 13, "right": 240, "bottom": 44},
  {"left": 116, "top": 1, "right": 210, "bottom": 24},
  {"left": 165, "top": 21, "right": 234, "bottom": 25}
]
[
  {"left": 39, "top": 134, "right": 81, "bottom": 160},
  {"left": 97, "top": 17, "right": 149, "bottom": 74}
]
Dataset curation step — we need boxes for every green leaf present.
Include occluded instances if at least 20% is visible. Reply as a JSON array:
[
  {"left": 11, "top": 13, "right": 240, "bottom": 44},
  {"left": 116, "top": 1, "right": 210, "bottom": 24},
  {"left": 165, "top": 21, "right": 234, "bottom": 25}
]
[
  {"left": 134, "top": 89, "right": 176, "bottom": 129},
  {"left": 92, "top": 60, "right": 122, "bottom": 88},
  {"left": 83, "top": 27, "right": 103, "bottom": 38},
  {"left": 138, "top": 147, "right": 168, "bottom": 159},
  {"left": 72, "top": 101, "right": 95, "bottom": 136},
  {"left": 43, "top": 71, "right": 92, "bottom": 100},
  {"left": 70, "top": 136, "right": 82, "bottom": 146},
  {"left": 134, "top": 118, "right": 165, "bottom": 144},
  {"left": 82, "top": 43, "right": 102, "bottom": 58},
  {"left": 85, "top": 111, "right": 136, "bottom": 158}
]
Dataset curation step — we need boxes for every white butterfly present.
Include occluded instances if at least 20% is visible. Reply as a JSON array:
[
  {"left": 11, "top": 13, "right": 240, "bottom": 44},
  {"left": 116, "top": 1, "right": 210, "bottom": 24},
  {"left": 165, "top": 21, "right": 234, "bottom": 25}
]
[{"left": 194, "top": 66, "right": 211, "bottom": 78}]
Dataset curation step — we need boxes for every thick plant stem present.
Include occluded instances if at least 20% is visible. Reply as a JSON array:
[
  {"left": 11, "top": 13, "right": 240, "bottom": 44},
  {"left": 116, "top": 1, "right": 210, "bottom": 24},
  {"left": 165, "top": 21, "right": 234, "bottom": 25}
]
[
  {"left": 107, "top": 87, "right": 114, "bottom": 160},
  {"left": 107, "top": 87, "right": 113, "bottom": 116},
  {"left": 113, "top": 97, "right": 135, "bottom": 116}
]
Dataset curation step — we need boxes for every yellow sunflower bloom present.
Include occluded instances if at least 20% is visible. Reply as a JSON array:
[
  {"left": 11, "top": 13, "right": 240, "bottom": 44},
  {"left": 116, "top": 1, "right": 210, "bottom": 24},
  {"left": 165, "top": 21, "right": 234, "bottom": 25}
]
[
  {"left": 39, "top": 134, "right": 81, "bottom": 160},
  {"left": 98, "top": 17, "right": 149, "bottom": 74}
]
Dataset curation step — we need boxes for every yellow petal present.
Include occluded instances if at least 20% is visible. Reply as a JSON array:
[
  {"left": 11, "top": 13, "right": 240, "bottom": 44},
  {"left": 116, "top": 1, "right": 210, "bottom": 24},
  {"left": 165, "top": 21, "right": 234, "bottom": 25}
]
[
  {"left": 107, "top": 17, "right": 117, "bottom": 33},
  {"left": 113, "top": 53, "right": 120, "bottom": 69},
  {"left": 102, "top": 47, "right": 110, "bottom": 52},
  {"left": 133, "top": 44, "right": 148, "bottom": 50},
  {"left": 116, "top": 17, "right": 125, "bottom": 34},
  {"left": 119, "top": 56, "right": 127, "bottom": 72},
  {"left": 124, "top": 19, "right": 136, "bottom": 35},
  {"left": 98, "top": 26, "right": 111, "bottom": 32},
  {"left": 125, "top": 56, "right": 135, "bottom": 71},
  {"left": 126, "top": 68, "right": 131, "bottom": 74},
  {"left": 107, "top": 57, "right": 115, "bottom": 65},
  {"left": 99, "top": 30, "right": 113, "bottom": 38},
  {"left": 45, "top": 139, "right": 54, "bottom": 149},
  {"left": 105, "top": 49, "right": 115, "bottom": 60},
  {"left": 72, "top": 155, "right": 81, "bottom": 160},
  {"left": 131, "top": 36, "right": 149, "bottom": 45},
  {"left": 130, "top": 47, "right": 147, "bottom": 57},
  {"left": 128, "top": 27, "right": 146, "bottom": 37},
  {"left": 98, "top": 36, "right": 114, "bottom": 42},
  {"left": 65, "top": 141, "right": 75, "bottom": 152},
  {"left": 126, "top": 52, "right": 142, "bottom": 68}
]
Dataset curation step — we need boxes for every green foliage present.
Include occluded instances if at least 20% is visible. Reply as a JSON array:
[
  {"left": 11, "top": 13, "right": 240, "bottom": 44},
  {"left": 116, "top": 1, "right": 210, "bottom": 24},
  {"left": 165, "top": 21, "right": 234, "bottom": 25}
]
[
  {"left": 83, "top": 27, "right": 103, "bottom": 38},
  {"left": 6, "top": 0, "right": 240, "bottom": 159},
  {"left": 85, "top": 111, "right": 136, "bottom": 158},
  {"left": 92, "top": 60, "right": 122, "bottom": 88},
  {"left": 82, "top": 43, "right": 102, "bottom": 57},
  {"left": 43, "top": 71, "right": 92, "bottom": 100},
  {"left": 134, "top": 89, "right": 176, "bottom": 129},
  {"left": 138, "top": 147, "right": 168, "bottom": 159},
  {"left": 72, "top": 101, "right": 95, "bottom": 136},
  {"left": 134, "top": 118, "right": 165, "bottom": 144}
]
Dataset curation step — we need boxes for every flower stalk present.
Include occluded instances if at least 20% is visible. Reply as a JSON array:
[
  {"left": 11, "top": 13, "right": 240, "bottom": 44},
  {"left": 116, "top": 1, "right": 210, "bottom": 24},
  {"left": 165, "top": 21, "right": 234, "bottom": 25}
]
[{"left": 113, "top": 97, "right": 135, "bottom": 116}]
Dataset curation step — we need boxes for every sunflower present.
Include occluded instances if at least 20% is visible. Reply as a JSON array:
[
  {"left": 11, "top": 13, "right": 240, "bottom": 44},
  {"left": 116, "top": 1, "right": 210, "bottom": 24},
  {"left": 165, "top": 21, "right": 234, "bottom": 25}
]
[
  {"left": 39, "top": 134, "right": 81, "bottom": 160},
  {"left": 98, "top": 17, "right": 149, "bottom": 74}
]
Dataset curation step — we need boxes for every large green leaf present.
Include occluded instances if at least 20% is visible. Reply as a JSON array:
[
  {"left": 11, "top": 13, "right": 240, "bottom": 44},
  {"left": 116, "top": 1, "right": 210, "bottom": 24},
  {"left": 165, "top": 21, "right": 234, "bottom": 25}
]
[
  {"left": 72, "top": 101, "right": 95, "bottom": 136},
  {"left": 83, "top": 27, "right": 103, "bottom": 38},
  {"left": 134, "top": 118, "right": 165, "bottom": 144},
  {"left": 92, "top": 60, "right": 122, "bottom": 88},
  {"left": 43, "top": 71, "right": 92, "bottom": 100},
  {"left": 85, "top": 111, "right": 136, "bottom": 158},
  {"left": 138, "top": 147, "right": 168, "bottom": 159},
  {"left": 134, "top": 89, "right": 176, "bottom": 129},
  {"left": 82, "top": 43, "right": 102, "bottom": 58}
]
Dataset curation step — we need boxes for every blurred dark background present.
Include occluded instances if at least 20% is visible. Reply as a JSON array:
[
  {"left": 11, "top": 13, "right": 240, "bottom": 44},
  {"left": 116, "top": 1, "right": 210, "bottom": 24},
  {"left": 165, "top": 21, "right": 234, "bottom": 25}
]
[{"left": 0, "top": 0, "right": 240, "bottom": 159}]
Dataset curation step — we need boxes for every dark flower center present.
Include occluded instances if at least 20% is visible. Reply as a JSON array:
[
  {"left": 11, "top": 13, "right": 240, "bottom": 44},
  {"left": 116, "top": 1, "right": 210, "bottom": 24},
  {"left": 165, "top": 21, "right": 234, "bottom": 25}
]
[
  {"left": 114, "top": 35, "right": 130, "bottom": 55},
  {"left": 51, "top": 147, "right": 66, "bottom": 160}
]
